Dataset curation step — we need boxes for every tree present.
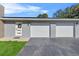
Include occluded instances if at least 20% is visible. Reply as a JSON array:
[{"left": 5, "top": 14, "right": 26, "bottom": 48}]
[
  {"left": 37, "top": 14, "right": 42, "bottom": 18},
  {"left": 37, "top": 13, "right": 48, "bottom": 18},
  {"left": 54, "top": 9, "right": 65, "bottom": 18},
  {"left": 53, "top": 4, "right": 79, "bottom": 18},
  {"left": 42, "top": 13, "right": 48, "bottom": 18}
]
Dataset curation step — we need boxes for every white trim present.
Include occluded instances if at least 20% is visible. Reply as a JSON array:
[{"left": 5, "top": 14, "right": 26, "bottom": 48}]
[{"left": 15, "top": 22, "right": 22, "bottom": 37}]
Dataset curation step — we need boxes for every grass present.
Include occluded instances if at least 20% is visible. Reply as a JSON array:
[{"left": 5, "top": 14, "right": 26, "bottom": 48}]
[{"left": 0, "top": 41, "right": 26, "bottom": 56}]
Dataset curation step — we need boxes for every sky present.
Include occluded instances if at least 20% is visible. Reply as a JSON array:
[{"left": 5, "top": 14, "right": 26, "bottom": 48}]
[{"left": 0, "top": 3, "right": 76, "bottom": 17}]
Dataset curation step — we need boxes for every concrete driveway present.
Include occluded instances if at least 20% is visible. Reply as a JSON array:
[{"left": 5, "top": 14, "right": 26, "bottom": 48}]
[{"left": 18, "top": 38, "right": 79, "bottom": 56}]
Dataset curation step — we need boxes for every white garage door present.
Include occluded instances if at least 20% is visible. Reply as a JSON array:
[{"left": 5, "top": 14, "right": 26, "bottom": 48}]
[
  {"left": 56, "top": 26, "right": 73, "bottom": 37},
  {"left": 31, "top": 26, "right": 49, "bottom": 37}
]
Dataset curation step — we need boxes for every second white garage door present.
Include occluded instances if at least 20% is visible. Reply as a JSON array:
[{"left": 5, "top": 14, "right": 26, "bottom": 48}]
[
  {"left": 31, "top": 25, "right": 49, "bottom": 37},
  {"left": 56, "top": 26, "right": 73, "bottom": 37}
]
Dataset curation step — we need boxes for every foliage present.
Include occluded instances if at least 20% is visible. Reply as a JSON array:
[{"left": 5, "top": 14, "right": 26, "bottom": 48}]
[
  {"left": 53, "top": 4, "right": 79, "bottom": 18},
  {"left": 37, "top": 13, "right": 48, "bottom": 18}
]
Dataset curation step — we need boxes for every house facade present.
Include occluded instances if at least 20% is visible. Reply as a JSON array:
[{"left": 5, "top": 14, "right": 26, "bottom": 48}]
[
  {"left": 0, "top": 5, "right": 79, "bottom": 39},
  {"left": 0, "top": 18, "right": 79, "bottom": 39}
]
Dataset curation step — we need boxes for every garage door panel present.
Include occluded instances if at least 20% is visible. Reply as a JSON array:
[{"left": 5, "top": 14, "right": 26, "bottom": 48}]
[
  {"left": 56, "top": 26, "right": 73, "bottom": 37},
  {"left": 31, "top": 26, "right": 49, "bottom": 37}
]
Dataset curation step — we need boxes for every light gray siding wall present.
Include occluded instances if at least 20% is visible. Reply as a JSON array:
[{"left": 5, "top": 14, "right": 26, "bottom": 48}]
[
  {"left": 50, "top": 24, "right": 56, "bottom": 38},
  {"left": 22, "top": 23, "right": 30, "bottom": 38},
  {"left": 31, "top": 22, "right": 49, "bottom": 26},
  {"left": 56, "top": 22, "right": 73, "bottom": 26},
  {"left": 75, "top": 22, "right": 79, "bottom": 38},
  {"left": 4, "top": 21, "right": 75, "bottom": 38},
  {"left": 4, "top": 22, "right": 30, "bottom": 38},
  {"left": 4, "top": 22, "right": 15, "bottom": 37}
]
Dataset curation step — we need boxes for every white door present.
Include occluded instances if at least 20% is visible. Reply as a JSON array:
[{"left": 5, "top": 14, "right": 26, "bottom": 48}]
[
  {"left": 56, "top": 26, "right": 73, "bottom": 37},
  {"left": 15, "top": 22, "right": 22, "bottom": 37},
  {"left": 31, "top": 25, "right": 49, "bottom": 37}
]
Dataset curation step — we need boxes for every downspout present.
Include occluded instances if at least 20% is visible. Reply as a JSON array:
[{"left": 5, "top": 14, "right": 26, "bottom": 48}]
[
  {"left": 49, "top": 23, "right": 52, "bottom": 39},
  {"left": 74, "top": 22, "right": 76, "bottom": 39}
]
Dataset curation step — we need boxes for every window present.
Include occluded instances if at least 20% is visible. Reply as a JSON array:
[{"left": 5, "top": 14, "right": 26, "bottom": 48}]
[{"left": 18, "top": 24, "right": 22, "bottom": 28}]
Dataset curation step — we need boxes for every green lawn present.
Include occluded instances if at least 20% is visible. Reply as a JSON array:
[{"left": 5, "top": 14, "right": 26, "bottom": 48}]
[{"left": 0, "top": 41, "right": 26, "bottom": 56}]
